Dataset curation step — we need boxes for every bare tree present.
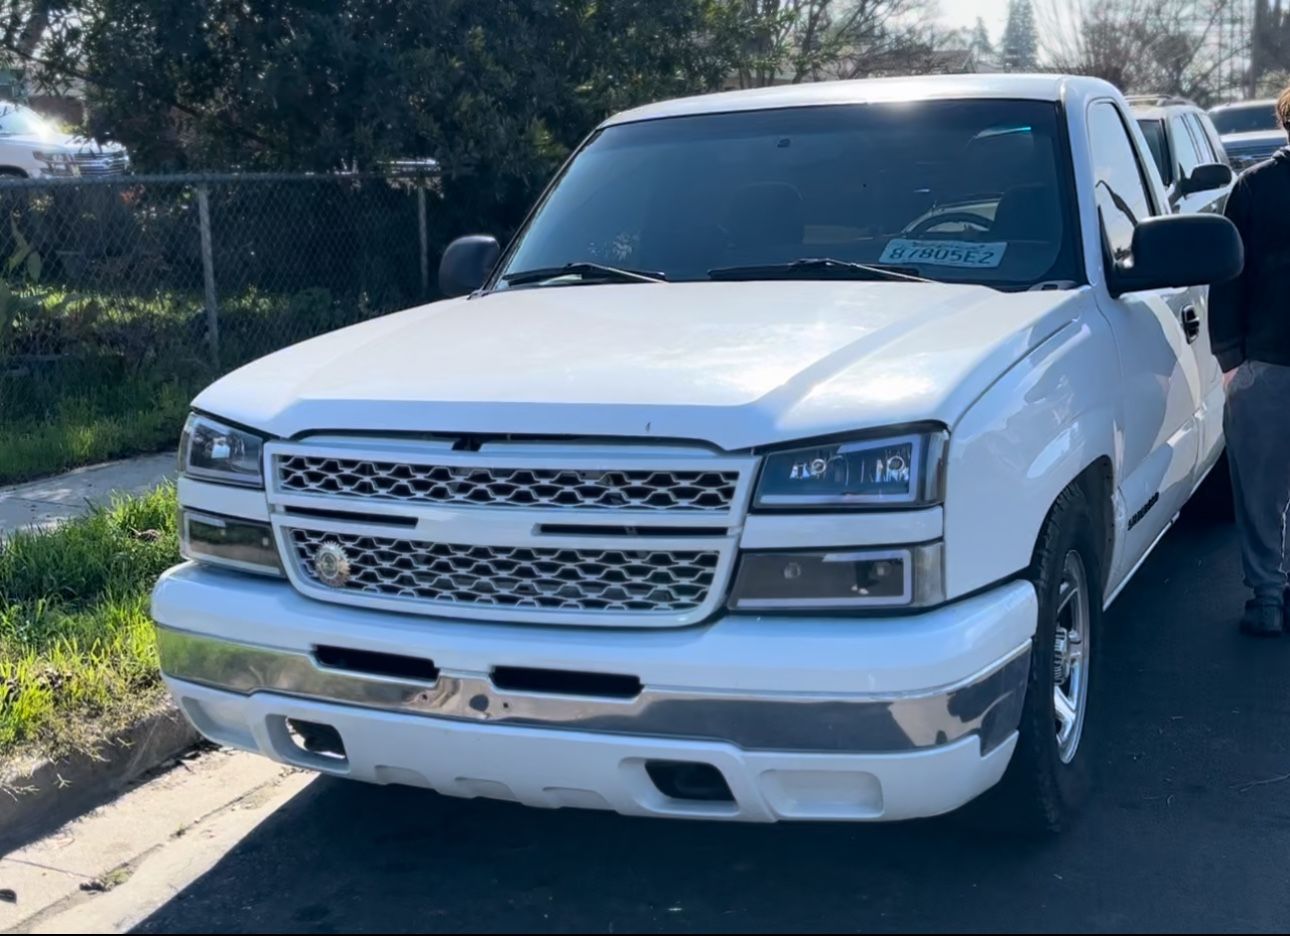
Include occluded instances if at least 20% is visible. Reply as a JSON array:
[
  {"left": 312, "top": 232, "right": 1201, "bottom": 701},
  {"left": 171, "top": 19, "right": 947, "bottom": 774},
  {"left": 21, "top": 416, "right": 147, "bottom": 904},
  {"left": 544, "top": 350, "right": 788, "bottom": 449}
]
[
  {"left": 1251, "top": 1, "right": 1290, "bottom": 97},
  {"left": 731, "top": 0, "right": 946, "bottom": 88},
  {"left": 1037, "top": 0, "right": 1246, "bottom": 105}
]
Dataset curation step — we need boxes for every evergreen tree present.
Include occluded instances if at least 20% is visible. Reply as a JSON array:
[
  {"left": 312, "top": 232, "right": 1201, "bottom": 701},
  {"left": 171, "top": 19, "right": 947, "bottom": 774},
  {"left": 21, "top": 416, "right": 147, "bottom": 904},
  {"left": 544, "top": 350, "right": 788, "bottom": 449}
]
[
  {"left": 969, "top": 16, "right": 995, "bottom": 71},
  {"left": 1001, "top": 0, "right": 1038, "bottom": 72}
]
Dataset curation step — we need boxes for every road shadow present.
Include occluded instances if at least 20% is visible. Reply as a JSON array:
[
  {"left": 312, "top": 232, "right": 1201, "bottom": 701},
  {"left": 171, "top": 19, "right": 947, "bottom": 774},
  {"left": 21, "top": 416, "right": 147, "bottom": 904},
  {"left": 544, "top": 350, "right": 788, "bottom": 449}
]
[{"left": 132, "top": 520, "right": 1290, "bottom": 934}]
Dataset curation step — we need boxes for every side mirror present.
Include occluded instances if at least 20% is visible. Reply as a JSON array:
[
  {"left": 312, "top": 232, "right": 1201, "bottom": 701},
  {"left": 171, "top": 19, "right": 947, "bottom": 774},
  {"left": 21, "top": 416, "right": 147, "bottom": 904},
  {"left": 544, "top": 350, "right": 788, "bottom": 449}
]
[
  {"left": 1177, "top": 162, "right": 1233, "bottom": 196},
  {"left": 439, "top": 235, "right": 500, "bottom": 298},
  {"left": 1110, "top": 214, "right": 1243, "bottom": 297}
]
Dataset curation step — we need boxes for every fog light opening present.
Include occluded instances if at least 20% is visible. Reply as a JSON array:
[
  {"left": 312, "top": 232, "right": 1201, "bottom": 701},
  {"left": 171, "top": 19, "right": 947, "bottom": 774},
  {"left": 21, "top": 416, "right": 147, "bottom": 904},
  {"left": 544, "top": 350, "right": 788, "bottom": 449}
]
[
  {"left": 644, "top": 760, "right": 734, "bottom": 803},
  {"left": 284, "top": 718, "right": 347, "bottom": 761}
]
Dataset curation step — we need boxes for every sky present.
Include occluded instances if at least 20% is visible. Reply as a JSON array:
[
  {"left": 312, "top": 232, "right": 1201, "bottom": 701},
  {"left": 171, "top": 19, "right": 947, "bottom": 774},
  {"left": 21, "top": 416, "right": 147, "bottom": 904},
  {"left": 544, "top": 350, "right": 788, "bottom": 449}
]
[{"left": 940, "top": 0, "right": 1012, "bottom": 42}]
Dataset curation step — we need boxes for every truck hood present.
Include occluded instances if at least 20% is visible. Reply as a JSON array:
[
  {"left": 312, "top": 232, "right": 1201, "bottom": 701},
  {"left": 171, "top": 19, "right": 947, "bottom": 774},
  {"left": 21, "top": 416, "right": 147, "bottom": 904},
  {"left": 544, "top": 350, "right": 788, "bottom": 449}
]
[
  {"left": 0, "top": 130, "right": 126, "bottom": 154},
  {"left": 196, "top": 281, "right": 1083, "bottom": 451},
  {"left": 1219, "top": 130, "right": 1285, "bottom": 150}
]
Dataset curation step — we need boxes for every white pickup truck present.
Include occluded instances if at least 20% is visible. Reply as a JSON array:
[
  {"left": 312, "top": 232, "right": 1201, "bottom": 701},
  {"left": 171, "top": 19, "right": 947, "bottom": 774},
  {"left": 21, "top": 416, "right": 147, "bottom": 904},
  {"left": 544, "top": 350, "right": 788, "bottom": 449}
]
[{"left": 152, "top": 75, "right": 1242, "bottom": 832}]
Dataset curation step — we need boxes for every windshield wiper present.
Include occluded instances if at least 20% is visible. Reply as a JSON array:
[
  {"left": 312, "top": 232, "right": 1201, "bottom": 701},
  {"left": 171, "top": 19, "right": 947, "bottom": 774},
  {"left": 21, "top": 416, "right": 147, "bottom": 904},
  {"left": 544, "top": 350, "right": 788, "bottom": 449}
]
[
  {"left": 708, "top": 258, "right": 934, "bottom": 283},
  {"left": 503, "top": 262, "right": 668, "bottom": 286}
]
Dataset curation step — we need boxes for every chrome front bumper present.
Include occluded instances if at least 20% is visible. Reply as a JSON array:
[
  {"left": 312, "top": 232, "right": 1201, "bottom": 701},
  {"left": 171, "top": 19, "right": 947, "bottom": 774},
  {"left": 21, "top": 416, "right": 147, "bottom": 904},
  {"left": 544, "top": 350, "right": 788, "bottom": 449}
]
[{"left": 155, "top": 624, "right": 1029, "bottom": 756}]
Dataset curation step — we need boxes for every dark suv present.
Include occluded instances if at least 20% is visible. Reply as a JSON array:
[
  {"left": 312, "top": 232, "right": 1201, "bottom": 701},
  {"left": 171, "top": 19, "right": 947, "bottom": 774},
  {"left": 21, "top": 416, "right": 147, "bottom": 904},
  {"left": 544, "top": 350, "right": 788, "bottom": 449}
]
[{"left": 1129, "top": 95, "right": 1232, "bottom": 213}]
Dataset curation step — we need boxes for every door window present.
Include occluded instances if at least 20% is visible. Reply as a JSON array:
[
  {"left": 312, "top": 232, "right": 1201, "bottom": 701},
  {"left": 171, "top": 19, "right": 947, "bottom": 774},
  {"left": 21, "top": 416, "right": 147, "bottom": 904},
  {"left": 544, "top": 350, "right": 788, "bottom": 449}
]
[
  {"left": 1170, "top": 115, "right": 1203, "bottom": 179},
  {"left": 1088, "top": 102, "right": 1156, "bottom": 262},
  {"left": 1136, "top": 118, "right": 1171, "bottom": 184},
  {"left": 1185, "top": 114, "right": 1217, "bottom": 164}
]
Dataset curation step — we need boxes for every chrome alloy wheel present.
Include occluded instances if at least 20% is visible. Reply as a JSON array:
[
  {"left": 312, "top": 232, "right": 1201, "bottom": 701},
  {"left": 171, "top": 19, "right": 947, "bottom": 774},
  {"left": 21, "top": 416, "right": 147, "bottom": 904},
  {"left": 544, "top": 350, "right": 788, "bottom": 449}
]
[{"left": 1052, "top": 549, "right": 1090, "bottom": 764}]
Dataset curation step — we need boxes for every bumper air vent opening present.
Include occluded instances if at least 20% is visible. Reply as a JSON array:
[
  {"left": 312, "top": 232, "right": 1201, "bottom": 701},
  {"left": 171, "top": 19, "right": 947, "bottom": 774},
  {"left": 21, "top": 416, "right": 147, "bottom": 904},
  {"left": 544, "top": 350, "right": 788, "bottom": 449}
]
[
  {"left": 645, "top": 760, "right": 735, "bottom": 803},
  {"left": 313, "top": 645, "right": 440, "bottom": 683},
  {"left": 491, "top": 666, "right": 642, "bottom": 699},
  {"left": 284, "top": 718, "right": 348, "bottom": 761}
]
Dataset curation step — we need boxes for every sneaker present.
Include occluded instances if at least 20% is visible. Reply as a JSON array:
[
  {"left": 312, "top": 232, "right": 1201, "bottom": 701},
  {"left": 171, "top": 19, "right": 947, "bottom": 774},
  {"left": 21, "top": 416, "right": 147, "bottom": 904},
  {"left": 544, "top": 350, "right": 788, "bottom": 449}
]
[{"left": 1241, "top": 598, "right": 1283, "bottom": 638}]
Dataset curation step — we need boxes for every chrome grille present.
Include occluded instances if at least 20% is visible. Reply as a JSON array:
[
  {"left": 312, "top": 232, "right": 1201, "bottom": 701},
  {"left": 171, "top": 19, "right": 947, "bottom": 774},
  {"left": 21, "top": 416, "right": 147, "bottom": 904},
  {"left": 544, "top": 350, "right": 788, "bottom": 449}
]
[
  {"left": 277, "top": 454, "right": 738, "bottom": 512},
  {"left": 287, "top": 528, "right": 720, "bottom": 614},
  {"left": 72, "top": 152, "right": 128, "bottom": 176}
]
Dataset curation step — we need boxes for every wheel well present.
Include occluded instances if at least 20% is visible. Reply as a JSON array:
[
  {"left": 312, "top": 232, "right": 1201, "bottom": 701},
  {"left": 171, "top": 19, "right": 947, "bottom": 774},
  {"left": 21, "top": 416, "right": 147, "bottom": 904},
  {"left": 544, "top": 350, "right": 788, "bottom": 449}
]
[
  {"left": 1076, "top": 458, "right": 1115, "bottom": 588},
  {"left": 1036, "top": 458, "right": 1115, "bottom": 589},
  {"left": 0, "top": 167, "right": 28, "bottom": 178}
]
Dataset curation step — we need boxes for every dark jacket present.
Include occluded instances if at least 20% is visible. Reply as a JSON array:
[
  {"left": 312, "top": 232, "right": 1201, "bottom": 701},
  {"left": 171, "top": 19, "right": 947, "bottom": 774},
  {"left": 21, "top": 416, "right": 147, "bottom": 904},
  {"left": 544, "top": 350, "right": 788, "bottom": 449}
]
[{"left": 1210, "top": 146, "right": 1290, "bottom": 371}]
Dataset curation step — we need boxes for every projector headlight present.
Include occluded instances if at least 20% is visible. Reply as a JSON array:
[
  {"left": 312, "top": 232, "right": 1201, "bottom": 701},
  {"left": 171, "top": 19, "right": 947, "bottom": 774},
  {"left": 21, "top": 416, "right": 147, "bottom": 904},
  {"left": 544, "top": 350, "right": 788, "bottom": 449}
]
[{"left": 753, "top": 429, "right": 947, "bottom": 509}]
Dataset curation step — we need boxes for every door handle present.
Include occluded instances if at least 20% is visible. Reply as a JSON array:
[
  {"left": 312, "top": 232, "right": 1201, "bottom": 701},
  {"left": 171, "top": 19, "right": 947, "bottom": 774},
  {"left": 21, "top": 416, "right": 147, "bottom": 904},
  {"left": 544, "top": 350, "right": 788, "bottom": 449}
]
[{"left": 1181, "top": 305, "right": 1201, "bottom": 343}]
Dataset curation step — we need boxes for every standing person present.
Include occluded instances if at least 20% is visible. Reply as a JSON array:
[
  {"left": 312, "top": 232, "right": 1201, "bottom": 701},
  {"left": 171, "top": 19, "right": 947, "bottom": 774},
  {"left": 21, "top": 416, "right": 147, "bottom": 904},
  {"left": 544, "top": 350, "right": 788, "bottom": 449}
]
[{"left": 1209, "top": 88, "right": 1290, "bottom": 637}]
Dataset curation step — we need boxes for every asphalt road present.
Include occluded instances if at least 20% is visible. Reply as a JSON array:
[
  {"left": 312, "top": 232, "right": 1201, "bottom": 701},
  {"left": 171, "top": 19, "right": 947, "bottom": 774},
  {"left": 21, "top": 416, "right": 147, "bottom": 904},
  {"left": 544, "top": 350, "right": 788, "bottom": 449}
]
[{"left": 133, "top": 515, "right": 1290, "bottom": 934}]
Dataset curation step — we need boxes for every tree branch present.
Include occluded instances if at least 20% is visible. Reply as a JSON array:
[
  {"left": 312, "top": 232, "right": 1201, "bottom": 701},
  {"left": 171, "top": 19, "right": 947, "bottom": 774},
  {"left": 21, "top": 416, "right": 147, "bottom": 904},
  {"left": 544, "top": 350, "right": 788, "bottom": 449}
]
[{"left": 0, "top": 37, "right": 270, "bottom": 146}]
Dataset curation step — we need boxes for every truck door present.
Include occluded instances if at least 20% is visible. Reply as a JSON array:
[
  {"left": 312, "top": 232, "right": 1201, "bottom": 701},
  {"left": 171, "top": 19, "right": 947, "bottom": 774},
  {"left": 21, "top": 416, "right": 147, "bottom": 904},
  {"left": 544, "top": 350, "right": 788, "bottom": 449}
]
[
  {"left": 1169, "top": 111, "right": 1227, "bottom": 473},
  {"left": 1087, "top": 100, "right": 1205, "bottom": 585}
]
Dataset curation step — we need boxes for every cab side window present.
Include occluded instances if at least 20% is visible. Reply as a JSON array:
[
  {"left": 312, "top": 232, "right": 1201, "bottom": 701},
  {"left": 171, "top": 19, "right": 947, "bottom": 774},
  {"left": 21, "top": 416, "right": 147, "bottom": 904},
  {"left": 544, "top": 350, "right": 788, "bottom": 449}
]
[
  {"left": 1185, "top": 114, "right": 1218, "bottom": 164},
  {"left": 1170, "top": 115, "right": 1203, "bottom": 180},
  {"left": 1088, "top": 102, "right": 1156, "bottom": 262}
]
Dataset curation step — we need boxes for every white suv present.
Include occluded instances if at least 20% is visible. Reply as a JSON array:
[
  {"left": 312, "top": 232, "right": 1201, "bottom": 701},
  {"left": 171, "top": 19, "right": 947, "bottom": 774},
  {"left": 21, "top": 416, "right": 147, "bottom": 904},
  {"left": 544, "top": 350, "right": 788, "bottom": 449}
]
[
  {"left": 153, "top": 75, "right": 1241, "bottom": 832},
  {"left": 0, "top": 102, "right": 127, "bottom": 177}
]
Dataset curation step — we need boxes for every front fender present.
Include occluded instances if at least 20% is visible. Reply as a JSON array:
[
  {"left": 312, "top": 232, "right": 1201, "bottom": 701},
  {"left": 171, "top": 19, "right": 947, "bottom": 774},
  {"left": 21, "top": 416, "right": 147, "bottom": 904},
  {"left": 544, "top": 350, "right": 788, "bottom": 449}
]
[{"left": 944, "top": 315, "right": 1120, "bottom": 599}]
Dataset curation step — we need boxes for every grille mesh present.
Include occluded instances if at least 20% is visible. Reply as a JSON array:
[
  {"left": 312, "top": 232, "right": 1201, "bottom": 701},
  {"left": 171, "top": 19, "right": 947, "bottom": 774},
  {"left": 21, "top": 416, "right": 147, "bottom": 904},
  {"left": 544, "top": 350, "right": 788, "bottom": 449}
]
[
  {"left": 288, "top": 528, "right": 720, "bottom": 613},
  {"left": 277, "top": 455, "right": 738, "bottom": 512},
  {"left": 71, "top": 152, "right": 129, "bottom": 175}
]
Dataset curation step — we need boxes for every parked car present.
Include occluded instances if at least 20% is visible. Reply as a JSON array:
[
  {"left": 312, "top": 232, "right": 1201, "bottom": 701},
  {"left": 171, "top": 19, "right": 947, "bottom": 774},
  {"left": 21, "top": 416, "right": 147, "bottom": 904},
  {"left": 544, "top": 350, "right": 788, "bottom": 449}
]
[
  {"left": 1129, "top": 95, "right": 1233, "bottom": 213},
  {"left": 1210, "top": 98, "right": 1284, "bottom": 171},
  {"left": 0, "top": 101, "right": 128, "bottom": 178},
  {"left": 153, "top": 74, "right": 1242, "bottom": 833}
]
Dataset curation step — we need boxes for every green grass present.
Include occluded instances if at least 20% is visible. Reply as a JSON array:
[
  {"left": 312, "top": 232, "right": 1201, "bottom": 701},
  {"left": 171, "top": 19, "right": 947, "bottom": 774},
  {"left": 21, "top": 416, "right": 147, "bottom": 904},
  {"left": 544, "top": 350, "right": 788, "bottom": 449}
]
[
  {"left": 0, "top": 378, "right": 194, "bottom": 485},
  {"left": 0, "top": 283, "right": 365, "bottom": 485},
  {"left": 0, "top": 484, "right": 179, "bottom": 762}
]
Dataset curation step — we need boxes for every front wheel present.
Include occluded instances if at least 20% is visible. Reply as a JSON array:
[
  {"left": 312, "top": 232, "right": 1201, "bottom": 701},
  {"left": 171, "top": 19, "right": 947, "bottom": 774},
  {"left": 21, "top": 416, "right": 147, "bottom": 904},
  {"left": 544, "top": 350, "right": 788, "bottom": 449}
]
[{"left": 981, "top": 483, "right": 1103, "bottom": 834}]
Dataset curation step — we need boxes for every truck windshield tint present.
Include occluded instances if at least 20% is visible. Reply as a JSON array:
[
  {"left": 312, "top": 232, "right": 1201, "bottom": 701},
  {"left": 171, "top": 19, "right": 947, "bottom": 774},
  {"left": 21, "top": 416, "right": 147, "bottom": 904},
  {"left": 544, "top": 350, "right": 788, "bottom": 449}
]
[
  {"left": 1211, "top": 104, "right": 1279, "bottom": 135},
  {"left": 496, "top": 100, "right": 1081, "bottom": 291}
]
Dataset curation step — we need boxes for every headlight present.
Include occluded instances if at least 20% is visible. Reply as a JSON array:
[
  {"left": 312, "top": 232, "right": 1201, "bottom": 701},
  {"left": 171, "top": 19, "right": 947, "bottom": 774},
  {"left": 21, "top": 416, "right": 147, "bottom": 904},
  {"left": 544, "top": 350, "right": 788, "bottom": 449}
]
[
  {"left": 181, "top": 510, "right": 282, "bottom": 576},
  {"left": 33, "top": 150, "right": 72, "bottom": 164},
  {"left": 753, "top": 430, "right": 947, "bottom": 509},
  {"left": 179, "top": 413, "right": 265, "bottom": 487},
  {"left": 729, "top": 544, "right": 945, "bottom": 610}
]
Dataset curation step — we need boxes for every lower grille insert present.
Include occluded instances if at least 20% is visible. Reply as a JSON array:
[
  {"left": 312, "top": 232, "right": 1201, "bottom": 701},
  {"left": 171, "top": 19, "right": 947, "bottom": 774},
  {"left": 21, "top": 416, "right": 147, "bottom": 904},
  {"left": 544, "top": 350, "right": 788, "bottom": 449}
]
[{"left": 287, "top": 528, "right": 720, "bottom": 614}]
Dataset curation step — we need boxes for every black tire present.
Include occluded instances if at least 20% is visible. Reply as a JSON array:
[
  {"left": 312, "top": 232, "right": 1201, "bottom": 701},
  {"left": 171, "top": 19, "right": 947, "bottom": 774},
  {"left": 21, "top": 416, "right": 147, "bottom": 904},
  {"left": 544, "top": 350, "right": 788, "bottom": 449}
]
[{"left": 978, "top": 482, "right": 1104, "bottom": 834}]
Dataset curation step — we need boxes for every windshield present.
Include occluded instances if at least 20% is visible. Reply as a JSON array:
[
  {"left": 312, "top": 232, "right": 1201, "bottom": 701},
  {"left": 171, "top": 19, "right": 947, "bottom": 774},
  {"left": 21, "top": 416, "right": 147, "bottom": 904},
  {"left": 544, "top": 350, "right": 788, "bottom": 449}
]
[
  {"left": 0, "top": 104, "right": 54, "bottom": 137},
  {"left": 1211, "top": 103, "right": 1279, "bottom": 136},
  {"left": 496, "top": 100, "right": 1081, "bottom": 292},
  {"left": 1136, "top": 118, "right": 1172, "bottom": 184}
]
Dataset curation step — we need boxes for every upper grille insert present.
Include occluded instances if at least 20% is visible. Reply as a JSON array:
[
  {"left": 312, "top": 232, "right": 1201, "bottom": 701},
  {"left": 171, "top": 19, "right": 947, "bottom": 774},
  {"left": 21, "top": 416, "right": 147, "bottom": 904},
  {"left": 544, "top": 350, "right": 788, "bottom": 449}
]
[{"left": 277, "top": 455, "right": 738, "bottom": 512}]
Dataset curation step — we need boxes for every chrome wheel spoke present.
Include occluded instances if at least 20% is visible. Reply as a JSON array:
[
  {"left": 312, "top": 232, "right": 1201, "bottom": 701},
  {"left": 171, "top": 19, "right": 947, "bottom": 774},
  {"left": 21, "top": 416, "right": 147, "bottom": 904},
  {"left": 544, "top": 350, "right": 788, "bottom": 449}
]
[
  {"left": 1067, "top": 635, "right": 1084, "bottom": 663},
  {"left": 1052, "top": 549, "right": 1091, "bottom": 764},
  {"left": 1056, "top": 580, "right": 1079, "bottom": 618},
  {"left": 1054, "top": 687, "right": 1078, "bottom": 736}
]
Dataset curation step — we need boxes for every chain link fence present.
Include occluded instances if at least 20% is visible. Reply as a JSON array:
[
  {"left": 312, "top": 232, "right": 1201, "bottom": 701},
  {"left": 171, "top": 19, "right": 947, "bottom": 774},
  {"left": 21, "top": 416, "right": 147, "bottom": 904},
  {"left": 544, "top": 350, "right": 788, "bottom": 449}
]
[{"left": 0, "top": 171, "right": 443, "bottom": 484}]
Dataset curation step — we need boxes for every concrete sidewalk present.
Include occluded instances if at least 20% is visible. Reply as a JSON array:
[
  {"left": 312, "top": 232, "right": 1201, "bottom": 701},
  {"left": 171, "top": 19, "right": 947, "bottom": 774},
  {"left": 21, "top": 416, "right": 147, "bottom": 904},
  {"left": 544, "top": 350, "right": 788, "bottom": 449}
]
[
  {"left": 0, "top": 455, "right": 176, "bottom": 537},
  {"left": 0, "top": 749, "right": 307, "bottom": 934}
]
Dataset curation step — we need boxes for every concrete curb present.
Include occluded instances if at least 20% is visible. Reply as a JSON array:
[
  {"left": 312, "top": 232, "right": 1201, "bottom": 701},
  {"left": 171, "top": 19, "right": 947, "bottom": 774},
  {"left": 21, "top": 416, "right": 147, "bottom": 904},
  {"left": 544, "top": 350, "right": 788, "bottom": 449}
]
[{"left": 0, "top": 705, "right": 199, "bottom": 855}]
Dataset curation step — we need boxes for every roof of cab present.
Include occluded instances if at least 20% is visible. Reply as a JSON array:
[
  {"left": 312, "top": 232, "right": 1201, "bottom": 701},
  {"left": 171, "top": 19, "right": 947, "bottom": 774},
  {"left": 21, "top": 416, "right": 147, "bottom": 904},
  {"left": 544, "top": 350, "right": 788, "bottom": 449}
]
[{"left": 600, "top": 73, "right": 1118, "bottom": 128}]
